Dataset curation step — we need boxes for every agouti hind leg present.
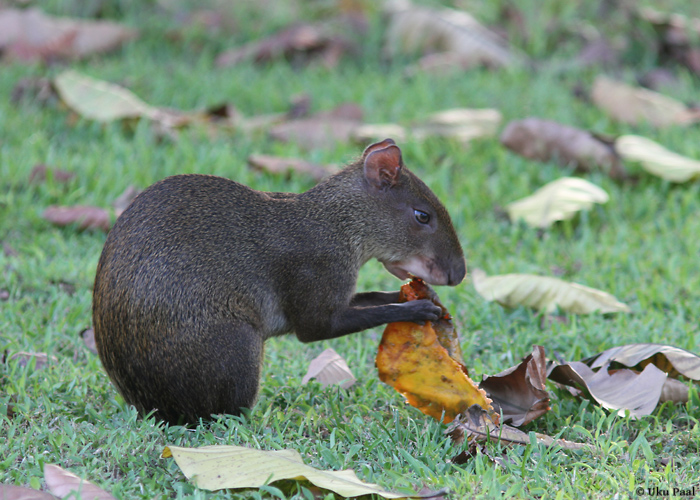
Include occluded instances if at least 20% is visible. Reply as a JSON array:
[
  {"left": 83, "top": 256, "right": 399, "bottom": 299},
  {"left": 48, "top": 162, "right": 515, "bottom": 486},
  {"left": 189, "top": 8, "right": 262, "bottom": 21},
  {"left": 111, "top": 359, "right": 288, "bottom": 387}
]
[{"left": 160, "top": 321, "right": 264, "bottom": 424}]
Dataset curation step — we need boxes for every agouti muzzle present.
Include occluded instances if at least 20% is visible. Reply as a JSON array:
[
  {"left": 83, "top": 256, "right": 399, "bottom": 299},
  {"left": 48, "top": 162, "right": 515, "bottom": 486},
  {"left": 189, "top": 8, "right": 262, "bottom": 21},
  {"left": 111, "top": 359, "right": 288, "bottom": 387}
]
[{"left": 93, "top": 139, "right": 466, "bottom": 424}]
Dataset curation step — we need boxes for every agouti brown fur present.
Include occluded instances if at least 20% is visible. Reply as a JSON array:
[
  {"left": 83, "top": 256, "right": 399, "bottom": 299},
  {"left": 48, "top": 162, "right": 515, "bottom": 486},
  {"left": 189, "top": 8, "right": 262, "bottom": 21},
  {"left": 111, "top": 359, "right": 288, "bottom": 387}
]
[{"left": 92, "top": 139, "right": 466, "bottom": 424}]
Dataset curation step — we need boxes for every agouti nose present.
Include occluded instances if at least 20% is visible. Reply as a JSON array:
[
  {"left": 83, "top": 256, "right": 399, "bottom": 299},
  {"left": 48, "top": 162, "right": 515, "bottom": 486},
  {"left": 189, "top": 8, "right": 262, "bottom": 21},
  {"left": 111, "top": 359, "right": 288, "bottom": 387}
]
[{"left": 448, "top": 259, "right": 466, "bottom": 286}]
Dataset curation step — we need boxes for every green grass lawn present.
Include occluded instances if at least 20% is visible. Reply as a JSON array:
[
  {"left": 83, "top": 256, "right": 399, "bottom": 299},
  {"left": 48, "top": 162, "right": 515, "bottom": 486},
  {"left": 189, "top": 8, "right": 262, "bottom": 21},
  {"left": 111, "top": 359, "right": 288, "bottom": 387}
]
[{"left": 2, "top": 0, "right": 700, "bottom": 498}]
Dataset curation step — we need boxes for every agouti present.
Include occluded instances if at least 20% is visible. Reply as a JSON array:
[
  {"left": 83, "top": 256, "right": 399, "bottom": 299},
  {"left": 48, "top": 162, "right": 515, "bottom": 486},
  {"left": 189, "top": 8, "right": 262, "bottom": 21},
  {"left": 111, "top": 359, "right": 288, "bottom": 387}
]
[{"left": 92, "top": 139, "right": 466, "bottom": 424}]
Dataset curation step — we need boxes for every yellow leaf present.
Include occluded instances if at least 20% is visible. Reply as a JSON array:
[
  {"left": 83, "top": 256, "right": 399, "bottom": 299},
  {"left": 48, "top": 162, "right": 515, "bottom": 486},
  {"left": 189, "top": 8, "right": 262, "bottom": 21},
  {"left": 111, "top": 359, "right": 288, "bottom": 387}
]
[
  {"left": 472, "top": 269, "right": 630, "bottom": 314},
  {"left": 376, "top": 279, "right": 495, "bottom": 423},
  {"left": 506, "top": 177, "right": 608, "bottom": 229},
  {"left": 615, "top": 135, "right": 700, "bottom": 183},
  {"left": 162, "top": 445, "right": 406, "bottom": 498}
]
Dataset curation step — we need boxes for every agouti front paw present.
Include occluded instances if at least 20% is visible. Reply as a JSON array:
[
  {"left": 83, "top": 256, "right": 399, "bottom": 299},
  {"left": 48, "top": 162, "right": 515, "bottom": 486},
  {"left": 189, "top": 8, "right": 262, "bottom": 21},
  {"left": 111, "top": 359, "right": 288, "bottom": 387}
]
[{"left": 404, "top": 299, "right": 442, "bottom": 324}]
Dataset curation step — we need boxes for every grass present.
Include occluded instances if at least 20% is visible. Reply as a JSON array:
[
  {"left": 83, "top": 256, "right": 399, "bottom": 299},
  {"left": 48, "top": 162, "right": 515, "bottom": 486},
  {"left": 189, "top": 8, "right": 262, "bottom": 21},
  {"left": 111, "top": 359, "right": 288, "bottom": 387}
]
[{"left": 2, "top": 0, "right": 700, "bottom": 498}]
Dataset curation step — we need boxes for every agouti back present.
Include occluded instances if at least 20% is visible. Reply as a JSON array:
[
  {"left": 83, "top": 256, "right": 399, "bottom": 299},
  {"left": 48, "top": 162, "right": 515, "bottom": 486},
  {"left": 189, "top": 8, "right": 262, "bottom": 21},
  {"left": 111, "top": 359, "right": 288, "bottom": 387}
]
[{"left": 93, "top": 139, "right": 466, "bottom": 424}]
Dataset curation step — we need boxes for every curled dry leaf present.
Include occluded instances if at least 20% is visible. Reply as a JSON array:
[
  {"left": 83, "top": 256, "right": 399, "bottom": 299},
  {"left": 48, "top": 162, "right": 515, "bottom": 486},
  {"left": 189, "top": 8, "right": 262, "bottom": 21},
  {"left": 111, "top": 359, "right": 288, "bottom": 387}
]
[
  {"left": 0, "top": 7, "right": 137, "bottom": 62},
  {"left": 591, "top": 76, "right": 699, "bottom": 127},
  {"left": 302, "top": 348, "right": 356, "bottom": 389},
  {"left": 44, "top": 464, "right": 116, "bottom": 500},
  {"left": 548, "top": 361, "right": 667, "bottom": 417},
  {"left": 163, "top": 445, "right": 408, "bottom": 498},
  {"left": 500, "top": 118, "right": 625, "bottom": 179},
  {"left": 352, "top": 124, "right": 408, "bottom": 144},
  {"left": 583, "top": 343, "right": 700, "bottom": 381},
  {"left": 479, "top": 346, "right": 551, "bottom": 426},
  {"left": 506, "top": 177, "right": 609, "bottom": 229},
  {"left": 0, "top": 484, "right": 58, "bottom": 499},
  {"left": 383, "top": 1, "right": 522, "bottom": 69},
  {"left": 615, "top": 135, "right": 700, "bottom": 183},
  {"left": 248, "top": 154, "right": 337, "bottom": 182},
  {"left": 471, "top": 269, "right": 630, "bottom": 314},
  {"left": 376, "top": 278, "right": 496, "bottom": 424},
  {"left": 43, "top": 205, "right": 112, "bottom": 232},
  {"left": 447, "top": 405, "right": 591, "bottom": 451}
]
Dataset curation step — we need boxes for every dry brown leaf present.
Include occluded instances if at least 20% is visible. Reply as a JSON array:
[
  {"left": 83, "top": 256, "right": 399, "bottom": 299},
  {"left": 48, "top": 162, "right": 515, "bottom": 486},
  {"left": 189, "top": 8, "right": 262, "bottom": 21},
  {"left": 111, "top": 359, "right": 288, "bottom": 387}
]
[
  {"left": 500, "top": 118, "right": 625, "bottom": 179},
  {"left": 81, "top": 328, "right": 98, "bottom": 355},
  {"left": 216, "top": 22, "right": 354, "bottom": 69},
  {"left": 8, "top": 352, "right": 56, "bottom": 370},
  {"left": 376, "top": 279, "right": 495, "bottom": 423},
  {"left": 29, "top": 164, "right": 76, "bottom": 184},
  {"left": 269, "top": 103, "right": 364, "bottom": 150},
  {"left": 479, "top": 346, "right": 551, "bottom": 426},
  {"left": 248, "top": 154, "right": 337, "bottom": 182},
  {"left": 472, "top": 269, "right": 630, "bottom": 314},
  {"left": 615, "top": 135, "right": 700, "bottom": 183},
  {"left": 44, "top": 464, "right": 115, "bottom": 500},
  {"left": 413, "top": 108, "right": 501, "bottom": 143},
  {"left": 591, "top": 76, "right": 699, "bottom": 127},
  {"left": 582, "top": 343, "right": 700, "bottom": 381},
  {"left": 383, "top": 1, "right": 522, "bottom": 69},
  {"left": 0, "top": 484, "right": 58, "bottom": 499},
  {"left": 112, "top": 185, "right": 141, "bottom": 217},
  {"left": 302, "top": 348, "right": 356, "bottom": 389},
  {"left": 0, "top": 7, "right": 136, "bottom": 62},
  {"left": 447, "top": 405, "right": 591, "bottom": 451},
  {"left": 43, "top": 205, "right": 112, "bottom": 232},
  {"left": 659, "top": 378, "right": 690, "bottom": 404},
  {"left": 548, "top": 361, "right": 667, "bottom": 417}
]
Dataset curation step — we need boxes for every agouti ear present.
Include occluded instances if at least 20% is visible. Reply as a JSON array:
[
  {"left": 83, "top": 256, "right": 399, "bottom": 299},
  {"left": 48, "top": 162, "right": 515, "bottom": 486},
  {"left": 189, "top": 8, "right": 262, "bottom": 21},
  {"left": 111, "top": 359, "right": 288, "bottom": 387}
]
[
  {"left": 362, "top": 138, "right": 397, "bottom": 159},
  {"left": 364, "top": 144, "right": 403, "bottom": 190}
]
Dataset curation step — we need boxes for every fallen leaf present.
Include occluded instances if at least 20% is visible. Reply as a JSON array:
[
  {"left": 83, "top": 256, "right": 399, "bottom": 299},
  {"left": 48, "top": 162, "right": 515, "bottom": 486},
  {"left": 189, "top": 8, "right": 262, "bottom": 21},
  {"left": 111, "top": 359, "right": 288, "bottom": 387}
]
[
  {"left": 615, "top": 135, "right": 700, "bottom": 183},
  {"left": 44, "top": 464, "right": 115, "bottom": 500},
  {"left": 163, "top": 445, "right": 409, "bottom": 498},
  {"left": 638, "top": 7, "right": 700, "bottom": 76},
  {"left": 479, "top": 346, "right": 551, "bottom": 426},
  {"left": 582, "top": 343, "right": 700, "bottom": 380},
  {"left": 413, "top": 108, "right": 502, "bottom": 142},
  {"left": 112, "top": 185, "right": 141, "bottom": 216},
  {"left": 43, "top": 205, "right": 112, "bottom": 232},
  {"left": 81, "top": 328, "right": 98, "bottom": 355},
  {"left": 376, "top": 279, "right": 496, "bottom": 423},
  {"left": 591, "top": 76, "right": 699, "bottom": 127},
  {"left": 471, "top": 269, "right": 630, "bottom": 314},
  {"left": 0, "top": 484, "right": 58, "bottom": 499},
  {"left": 447, "top": 405, "right": 591, "bottom": 451},
  {"left": 548, "top": 361, "right": 667, "bottom": 417},
  {"left": 505, "top": 177, "right": 609, "bottom": 229},
  {"left": 248, "top": 154, "right": 337, "bottom": 182},
  {"left": 659, "top": 378, "right": 690, "bottom": 404},
  {"left": 269, "top": 103, "right": 364, "bottom": 150},
  {"left": 0, "top": 289, "right": 9, "bottom": 301},
  {"left": 53, "top": 70, "right": 177, "bottom": 125},
  {"left": 383, "top": 1, "right": 523, "bottom": 69},
  {"left": 352, "top": 124, "right": 409, "bottom": 144},
  {"left": 216, "top": 21, "right": 355, "bottom": 69},
  {"left": 29, "top": 164, "right": 75, "bottom": 184},
  {"left": 0, "top": 7, "right": 137, "bottom": 62},
  {"left": 302, "top": 348, "right": 356, "bottom": 389},
  {"left": 8, "top": 352, "right": 56, "bottom": 370},
  {"left": 500, "top": 118, "right": 625, "bottom": 179}
]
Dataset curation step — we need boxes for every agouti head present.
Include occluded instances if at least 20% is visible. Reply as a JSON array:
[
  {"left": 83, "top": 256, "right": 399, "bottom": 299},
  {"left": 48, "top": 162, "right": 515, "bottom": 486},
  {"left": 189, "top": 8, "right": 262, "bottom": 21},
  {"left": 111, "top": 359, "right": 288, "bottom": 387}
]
[{"left": 359, "top": 138, "right": 466, "bottom": 286}]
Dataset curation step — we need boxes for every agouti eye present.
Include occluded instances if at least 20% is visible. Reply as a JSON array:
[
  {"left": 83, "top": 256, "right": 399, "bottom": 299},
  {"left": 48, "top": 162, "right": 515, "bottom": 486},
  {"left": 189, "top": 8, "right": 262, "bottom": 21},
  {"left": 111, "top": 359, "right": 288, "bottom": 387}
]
[{"left": 414, "top": 209, "right": 430, "bottom": 224}]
